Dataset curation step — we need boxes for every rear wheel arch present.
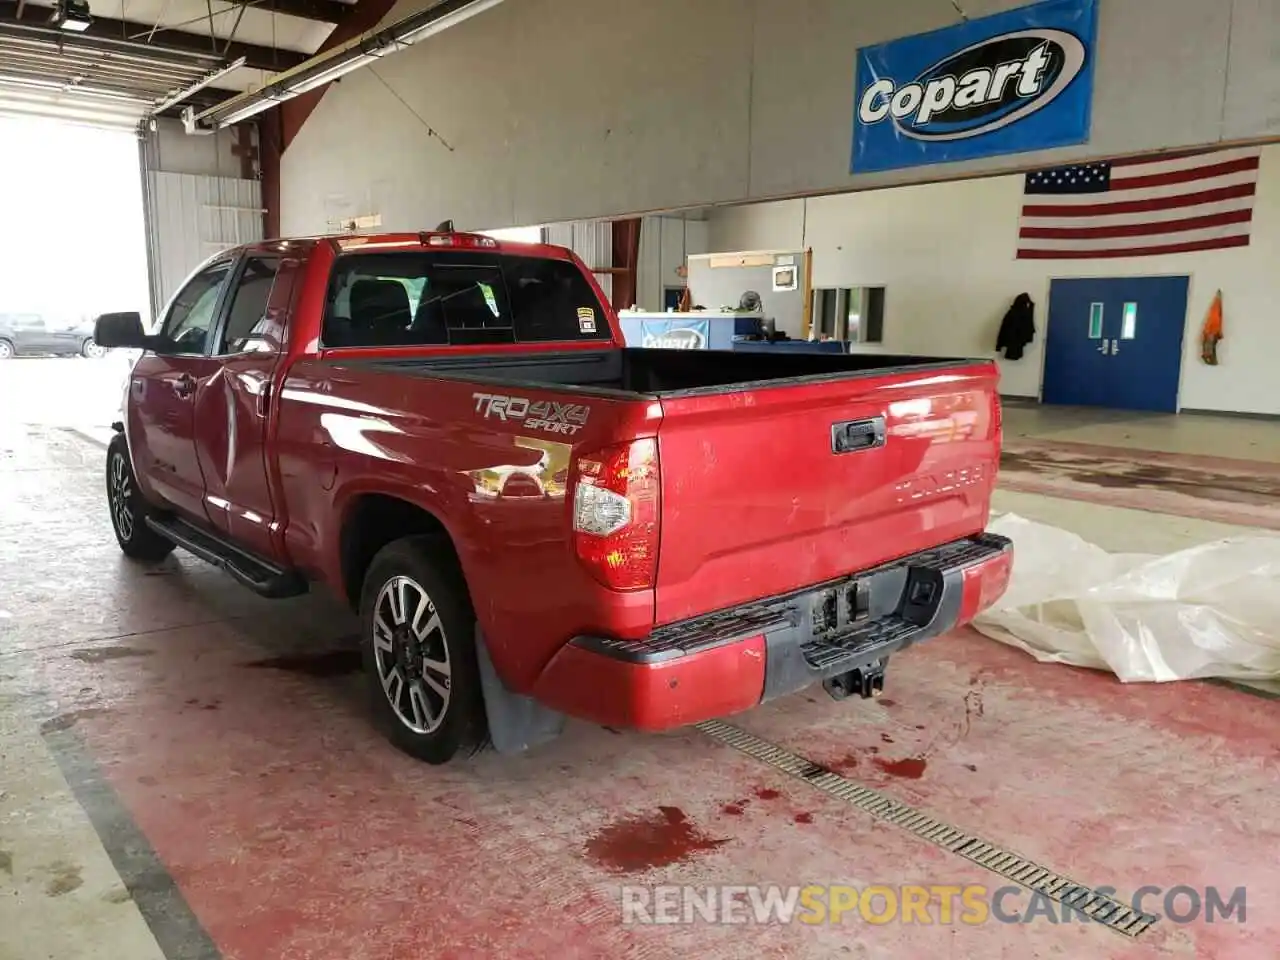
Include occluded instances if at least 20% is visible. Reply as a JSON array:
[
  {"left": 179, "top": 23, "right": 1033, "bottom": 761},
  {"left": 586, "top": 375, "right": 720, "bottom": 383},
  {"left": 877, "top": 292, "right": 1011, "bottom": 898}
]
[{"left": 337, "top": 493, "right": 466, "bottom": 610}]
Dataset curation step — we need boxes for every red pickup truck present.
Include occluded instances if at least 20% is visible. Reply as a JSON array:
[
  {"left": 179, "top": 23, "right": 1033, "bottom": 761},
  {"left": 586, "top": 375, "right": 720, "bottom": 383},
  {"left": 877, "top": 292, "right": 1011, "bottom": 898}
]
[{"left": 95, "top": 230, "right": 1012, "bottom": 764}]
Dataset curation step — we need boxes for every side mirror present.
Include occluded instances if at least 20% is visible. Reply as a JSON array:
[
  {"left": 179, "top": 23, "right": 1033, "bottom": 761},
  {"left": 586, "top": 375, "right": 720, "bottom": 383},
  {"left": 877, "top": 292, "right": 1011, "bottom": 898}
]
[{"left": 94, "top": 312, "right": 152, "bottom": 350}]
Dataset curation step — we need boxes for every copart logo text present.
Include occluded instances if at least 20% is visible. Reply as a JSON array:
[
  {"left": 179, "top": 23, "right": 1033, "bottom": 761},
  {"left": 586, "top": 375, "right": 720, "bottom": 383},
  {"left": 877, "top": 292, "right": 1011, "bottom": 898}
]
[
  {"left": 858, "top": 29, "right": 1087, "bottom": 141},
  {"left": 642, "top": 328, "right": 706, "bottom": 350},
  {"left": 472, "top": 392, "right": 590, "bottom": 436}
]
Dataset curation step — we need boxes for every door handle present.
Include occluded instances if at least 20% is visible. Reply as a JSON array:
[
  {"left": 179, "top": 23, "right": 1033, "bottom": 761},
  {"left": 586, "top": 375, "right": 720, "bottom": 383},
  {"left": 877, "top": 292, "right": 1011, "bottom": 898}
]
[
  {"left": 256, "top": 378, "right": 272, "bottom": 418},
  {"left": 831, "top": 416, "right": 887, "bottom": 454},
  {"left": 1097, "top": 339, "right": 1110, "bottom": 354},
  {"left": 1111, "top": 340, "right": 1120, "bottom": 355},
  {"left": 174, "top": 373, "right": 196, "bottom": 399}
]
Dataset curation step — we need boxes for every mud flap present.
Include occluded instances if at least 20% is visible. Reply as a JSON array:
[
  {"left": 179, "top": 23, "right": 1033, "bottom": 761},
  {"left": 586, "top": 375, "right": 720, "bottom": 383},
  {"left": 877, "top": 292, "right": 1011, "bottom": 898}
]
[{"left": 475, "top": 627, "right": 566, "bottom": 754}]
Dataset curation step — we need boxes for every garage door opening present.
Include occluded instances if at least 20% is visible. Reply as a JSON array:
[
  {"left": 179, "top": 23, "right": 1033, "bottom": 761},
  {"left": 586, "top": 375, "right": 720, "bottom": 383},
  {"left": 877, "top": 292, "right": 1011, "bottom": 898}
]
[{"left": 0, "top": 116, "right": 149, "bottom": 436}]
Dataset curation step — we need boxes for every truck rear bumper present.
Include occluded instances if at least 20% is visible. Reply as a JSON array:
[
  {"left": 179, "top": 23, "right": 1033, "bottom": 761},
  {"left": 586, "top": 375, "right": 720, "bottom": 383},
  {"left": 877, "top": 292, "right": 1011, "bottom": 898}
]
[{"left": 531, "top": 533, "right": 1013, "bottom": 731}]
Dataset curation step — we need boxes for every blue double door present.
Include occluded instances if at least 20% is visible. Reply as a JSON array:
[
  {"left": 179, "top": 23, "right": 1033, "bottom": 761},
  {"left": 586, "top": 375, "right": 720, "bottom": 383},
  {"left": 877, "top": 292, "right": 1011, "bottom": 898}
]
[{"left": 1043, "top": 276, "right": 1190, "bottom": 413}]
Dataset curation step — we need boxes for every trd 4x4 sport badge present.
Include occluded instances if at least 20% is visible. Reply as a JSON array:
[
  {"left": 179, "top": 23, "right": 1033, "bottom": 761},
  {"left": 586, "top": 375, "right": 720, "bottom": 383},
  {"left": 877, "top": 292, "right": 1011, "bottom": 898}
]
[{"left": 852, "top": 0, "right": 1097, "bottom": 173}]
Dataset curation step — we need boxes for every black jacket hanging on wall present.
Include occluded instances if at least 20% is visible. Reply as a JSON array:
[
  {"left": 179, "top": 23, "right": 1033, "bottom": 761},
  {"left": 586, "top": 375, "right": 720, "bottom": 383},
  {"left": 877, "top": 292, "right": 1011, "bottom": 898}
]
[{"left": 996, "top": 293, "right": 1036, "bottom": 361}]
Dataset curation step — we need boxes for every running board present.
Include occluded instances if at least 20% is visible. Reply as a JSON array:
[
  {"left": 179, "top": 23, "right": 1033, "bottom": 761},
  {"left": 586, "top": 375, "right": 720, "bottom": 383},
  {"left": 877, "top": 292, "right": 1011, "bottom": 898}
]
[{"left": 146, "top": 515, "right": 308, "bottom": 599}]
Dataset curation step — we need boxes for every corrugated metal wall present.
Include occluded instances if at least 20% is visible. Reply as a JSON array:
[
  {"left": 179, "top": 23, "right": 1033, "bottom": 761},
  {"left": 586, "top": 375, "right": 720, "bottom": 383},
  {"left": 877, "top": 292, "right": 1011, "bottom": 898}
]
[
  {"left": 545, "top": 220, "right": 612, "bottom": 302},
  {"left": 141, "top": 172, "right": 264, "bottom": 317}
]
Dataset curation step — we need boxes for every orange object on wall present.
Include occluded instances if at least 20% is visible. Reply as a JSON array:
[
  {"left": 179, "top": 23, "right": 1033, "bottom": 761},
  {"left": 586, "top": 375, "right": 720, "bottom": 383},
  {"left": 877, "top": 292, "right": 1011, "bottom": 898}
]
[{"left": 1200, "top": 291, "right": 1224, "bottom": 365}]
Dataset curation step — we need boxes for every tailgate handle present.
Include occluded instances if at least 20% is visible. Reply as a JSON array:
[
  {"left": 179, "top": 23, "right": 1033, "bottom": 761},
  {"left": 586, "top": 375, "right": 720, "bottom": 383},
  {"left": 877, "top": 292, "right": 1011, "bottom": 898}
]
[{"left": 832, "top": 416, "right": 886, "bottom": 454}]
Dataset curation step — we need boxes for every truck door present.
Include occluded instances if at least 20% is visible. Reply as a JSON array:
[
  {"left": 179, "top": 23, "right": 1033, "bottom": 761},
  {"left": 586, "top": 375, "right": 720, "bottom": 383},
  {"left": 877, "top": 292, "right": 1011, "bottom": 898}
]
[
  {"left": 192, "top": 253, "right": 293, "bottom": 561},
  {"left": 127, "top": 258, "right": 236, "bottom": 522}
]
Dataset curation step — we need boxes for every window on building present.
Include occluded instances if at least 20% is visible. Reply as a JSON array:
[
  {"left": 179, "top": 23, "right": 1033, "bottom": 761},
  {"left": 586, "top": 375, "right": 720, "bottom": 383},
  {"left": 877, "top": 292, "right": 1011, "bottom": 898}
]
[
  {"left": 1121, "top": 302, "right": 1138, "bottom": 340},
  {"left": 810, "top": 287, "right": 886, "bottom": 343},
  {"left": 1088, "top": 302, "right": 1104, "bottom": 339}
]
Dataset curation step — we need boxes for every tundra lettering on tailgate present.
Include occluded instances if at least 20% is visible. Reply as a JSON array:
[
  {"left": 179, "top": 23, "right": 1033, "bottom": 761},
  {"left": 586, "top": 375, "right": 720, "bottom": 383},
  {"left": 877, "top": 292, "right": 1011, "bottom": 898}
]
[{"left": 473, "top": 393, "right": 590, "bottom": 436}]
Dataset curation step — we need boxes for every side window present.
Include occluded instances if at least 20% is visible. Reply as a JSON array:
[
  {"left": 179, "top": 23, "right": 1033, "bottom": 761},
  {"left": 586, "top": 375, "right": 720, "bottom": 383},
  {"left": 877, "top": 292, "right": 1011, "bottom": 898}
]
[
  {"left": 161, "top": 262, "right": 233, "bottom": 354},
  {"left": 217, "top": 257, "right": 281, "bottom": 354}
]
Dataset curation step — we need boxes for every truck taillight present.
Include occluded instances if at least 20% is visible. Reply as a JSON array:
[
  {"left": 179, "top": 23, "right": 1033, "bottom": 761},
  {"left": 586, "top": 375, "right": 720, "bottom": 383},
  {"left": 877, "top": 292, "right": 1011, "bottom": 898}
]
[{"left": 571, "top": 438, "right": 660, "bottom": 591}]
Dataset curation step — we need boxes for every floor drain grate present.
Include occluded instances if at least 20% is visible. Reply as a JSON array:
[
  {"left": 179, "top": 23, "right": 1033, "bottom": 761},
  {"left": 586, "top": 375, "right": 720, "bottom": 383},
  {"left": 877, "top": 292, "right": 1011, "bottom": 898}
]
[{"left": 695, "top": 719, "right": 1157, "bottom": 939}]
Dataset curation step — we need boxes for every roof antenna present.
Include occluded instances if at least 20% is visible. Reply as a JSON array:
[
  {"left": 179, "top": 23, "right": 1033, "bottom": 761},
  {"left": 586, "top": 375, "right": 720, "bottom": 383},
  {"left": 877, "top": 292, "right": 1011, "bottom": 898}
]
[{"left": 435, "top": 219, "right": 455, "bottom": 232}]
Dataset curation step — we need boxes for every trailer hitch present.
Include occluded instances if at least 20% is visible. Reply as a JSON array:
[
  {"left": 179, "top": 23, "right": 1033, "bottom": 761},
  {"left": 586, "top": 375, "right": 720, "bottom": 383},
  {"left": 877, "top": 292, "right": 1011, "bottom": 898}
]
[{"left": 823, "top": 659, "right": 886, "bottom": 701}]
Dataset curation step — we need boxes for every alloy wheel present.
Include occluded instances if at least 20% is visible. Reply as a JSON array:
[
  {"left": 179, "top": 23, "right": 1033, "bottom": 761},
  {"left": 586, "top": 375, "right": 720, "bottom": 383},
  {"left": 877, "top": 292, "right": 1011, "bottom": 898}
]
[
  {"left": 109, "top": 451, "right": 134, "bottom": 541},
  {"left": 372, "top": 575, "right": 452, "bottom": 735}
]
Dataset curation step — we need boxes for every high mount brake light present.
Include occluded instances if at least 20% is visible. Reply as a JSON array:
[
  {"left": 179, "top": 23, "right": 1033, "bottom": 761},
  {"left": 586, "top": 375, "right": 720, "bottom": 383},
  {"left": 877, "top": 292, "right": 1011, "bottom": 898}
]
[
  {"left": 424, "top": 233, "right": 499, "bottom": 248},
  {"left": 570, "top": 438, "right": 660, "bottom": 591}
]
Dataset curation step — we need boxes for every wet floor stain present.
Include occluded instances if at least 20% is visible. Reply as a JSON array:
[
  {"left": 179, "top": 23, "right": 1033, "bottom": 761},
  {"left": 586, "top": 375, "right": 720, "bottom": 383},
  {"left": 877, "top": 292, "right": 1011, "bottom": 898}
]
[
  {"left": 0, "top": 850, "right": 11, "bottom": 876},
  {"left": 878, "top": 698, "right": 897, "bottom": 708},
  {"left": 69, "top": 645, "right": 153, "bottom": 663},
  {"left": 44, "top": 860, "right": 83, "bottom": 897},
  {"left": 721, "top": 803, "right": 745, "bottom": 816},
  {"left": 39, "top": 707, "right": 109, "bottom": 734},
  {"left": 880, "top": 732, "right": 894, "bottom": 743},
  {"left": 826, "top": 754, "right": 861, "bottom": 775},
  {"left": 584, "top": 806, "right": 729, "bottom": 873},
  {"left": 964, "top": 764, "right": 978, "bottom": 772},
  {"left": 245, "top": 649, "right": 362, "bottom": 677},
  {"left": 873, "top": 756, "right": 928, "bottom": 780},
  {"left": 1001, "top": 449, "right": 1280, "bottom": 506},
  {"left": 793, "top": 812, "right": 814, "bottom": 825},
  {"left": 753, "top": 786, "right": 781, "bottom": 801},
  {"left": 101, "top": 886, "right": 132, "bottom": 904}
]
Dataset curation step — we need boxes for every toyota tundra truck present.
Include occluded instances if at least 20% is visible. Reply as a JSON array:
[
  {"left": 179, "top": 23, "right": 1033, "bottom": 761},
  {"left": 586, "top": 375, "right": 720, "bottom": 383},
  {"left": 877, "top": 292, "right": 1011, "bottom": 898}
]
[{"left": 95, "top": 229, "right": 1012, "bottom": 765}]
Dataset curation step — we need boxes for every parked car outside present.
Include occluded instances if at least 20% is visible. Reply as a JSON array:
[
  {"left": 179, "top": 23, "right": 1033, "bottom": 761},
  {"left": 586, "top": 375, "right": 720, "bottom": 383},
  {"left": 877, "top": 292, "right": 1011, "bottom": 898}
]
[{"left": 0, "top": 313, "right": 108, "bottom": 358}]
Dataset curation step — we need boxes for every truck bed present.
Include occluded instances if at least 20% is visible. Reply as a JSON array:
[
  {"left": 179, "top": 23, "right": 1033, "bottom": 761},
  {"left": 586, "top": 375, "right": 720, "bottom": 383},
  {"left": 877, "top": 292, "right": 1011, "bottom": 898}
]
[
  {"left": 316, "top": 346, "right": 1000, "bottom": 627},
  {"left": 334, "top": 347, "right": 972, "bottom": 397}
]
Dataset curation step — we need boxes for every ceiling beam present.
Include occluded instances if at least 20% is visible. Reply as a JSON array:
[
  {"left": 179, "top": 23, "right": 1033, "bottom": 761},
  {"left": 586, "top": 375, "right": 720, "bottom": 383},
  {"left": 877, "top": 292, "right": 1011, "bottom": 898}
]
[
  {"left": 221, "top": 0, "right": 354, "bottom": 25},
  {"left": 0, "top": 1, "right": 308, "bottom": 70}
]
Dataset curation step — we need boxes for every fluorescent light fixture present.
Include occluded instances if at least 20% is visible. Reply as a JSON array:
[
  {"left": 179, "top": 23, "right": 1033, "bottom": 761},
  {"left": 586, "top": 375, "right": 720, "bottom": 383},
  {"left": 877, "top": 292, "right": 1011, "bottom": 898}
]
[
  {"left": 398, "top": 0, "right": 505, "bottom": 45},
  {"left": 152, "top": 56, "right": 247, "bottom": 116},
  {"left": 187, "top": 0, "right": 507, "bottom": 133},
  {"left": 211, "top": 96, "right": 280, "bottom": 126},
  {"left": 283, "top": 54, "right": 374, "bottom": 95}
]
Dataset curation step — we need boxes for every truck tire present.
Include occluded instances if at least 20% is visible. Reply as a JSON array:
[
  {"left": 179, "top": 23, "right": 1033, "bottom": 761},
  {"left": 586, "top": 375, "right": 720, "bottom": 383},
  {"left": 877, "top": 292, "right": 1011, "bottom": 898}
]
[
  {"left": 106, "top": 434, "right": 175, "bottom": 562},
  {"left": 359, "top": 536, "right": 487, "bottom": 764}
]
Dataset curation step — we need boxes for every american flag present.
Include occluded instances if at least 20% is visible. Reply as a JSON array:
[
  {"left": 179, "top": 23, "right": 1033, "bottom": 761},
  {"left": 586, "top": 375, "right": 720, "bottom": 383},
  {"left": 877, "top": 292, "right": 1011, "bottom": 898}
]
[{"left": 1016, "top": 146, "right": 1262, "bottom": 259}]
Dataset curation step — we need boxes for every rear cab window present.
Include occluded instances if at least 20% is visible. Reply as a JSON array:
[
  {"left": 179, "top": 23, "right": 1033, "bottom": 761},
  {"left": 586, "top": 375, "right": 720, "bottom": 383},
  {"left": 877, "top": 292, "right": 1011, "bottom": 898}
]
[{"left": 322, "top": 251, "right": 609, "bottom": 348}]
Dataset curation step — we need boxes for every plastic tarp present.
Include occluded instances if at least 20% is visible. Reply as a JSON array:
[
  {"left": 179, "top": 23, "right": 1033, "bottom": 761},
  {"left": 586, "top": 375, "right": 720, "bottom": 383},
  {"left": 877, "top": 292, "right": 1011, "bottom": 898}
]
[{"left": 972, "top": 514, "right": 1280, "bottom": 682}]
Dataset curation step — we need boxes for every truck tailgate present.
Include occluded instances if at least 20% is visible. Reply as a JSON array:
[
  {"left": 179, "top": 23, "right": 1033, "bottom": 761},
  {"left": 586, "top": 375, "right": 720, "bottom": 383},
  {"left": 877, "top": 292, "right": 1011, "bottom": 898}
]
[{"left": 653, "top": 363, "right": 1000, "bottom": 625}]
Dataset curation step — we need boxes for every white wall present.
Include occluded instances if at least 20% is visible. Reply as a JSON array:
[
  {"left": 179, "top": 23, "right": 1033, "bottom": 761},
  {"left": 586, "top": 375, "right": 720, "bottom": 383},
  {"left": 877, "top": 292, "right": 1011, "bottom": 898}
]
[
  {"left": 634, "top": 216, "right": 710, "bottom": 311},
  {"left": 705, "top": 145, "right": 1280, "bottom": 416},
  {"left": 281, "top": 0, "right": 1280, "bottom": 236}
]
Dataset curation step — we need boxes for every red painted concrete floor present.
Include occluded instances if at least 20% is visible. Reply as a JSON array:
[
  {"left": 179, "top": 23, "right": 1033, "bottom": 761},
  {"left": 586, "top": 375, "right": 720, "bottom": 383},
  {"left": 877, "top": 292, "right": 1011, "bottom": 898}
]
[{"left": 2, "top": 425, "right": 1278, "bottom": 959}]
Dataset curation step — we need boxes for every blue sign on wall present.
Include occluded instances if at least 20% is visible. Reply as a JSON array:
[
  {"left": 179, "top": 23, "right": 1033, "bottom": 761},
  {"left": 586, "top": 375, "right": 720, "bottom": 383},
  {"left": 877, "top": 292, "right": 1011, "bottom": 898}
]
[{"left": 852, "top": 0, "right": 1098, "bottom": 173}]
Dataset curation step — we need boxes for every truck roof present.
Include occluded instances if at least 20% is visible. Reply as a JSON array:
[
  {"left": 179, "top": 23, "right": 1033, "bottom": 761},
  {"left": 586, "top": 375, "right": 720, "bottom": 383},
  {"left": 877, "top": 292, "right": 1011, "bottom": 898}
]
[{"left": 245, "top": 230, "right": 577, "bottom": 263}]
